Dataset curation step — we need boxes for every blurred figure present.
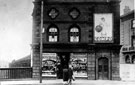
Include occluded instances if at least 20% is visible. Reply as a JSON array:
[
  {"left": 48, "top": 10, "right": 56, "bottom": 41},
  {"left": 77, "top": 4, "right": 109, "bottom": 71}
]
[
  {"left": 63, "top": 65, "right": 69, "bottom": 85},
  {"left": 68, "top": 63, "right": 75, "bottom": 85}
]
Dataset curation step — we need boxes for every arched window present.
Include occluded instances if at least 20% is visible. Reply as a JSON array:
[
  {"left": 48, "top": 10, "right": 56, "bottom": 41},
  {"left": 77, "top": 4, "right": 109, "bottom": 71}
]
[
  {"left": 69, "top": 27, "right": 80, "bottom": 42},
  {"left": 48, "top": 26, "right": 58, "bottom": 42},
  {"left": 125, "top": 55, "right": 130, "bottom": 64}
]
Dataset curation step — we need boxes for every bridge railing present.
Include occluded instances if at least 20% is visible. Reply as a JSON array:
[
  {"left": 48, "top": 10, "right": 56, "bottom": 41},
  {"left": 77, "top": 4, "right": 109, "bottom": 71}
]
[{"left": 0, "top": 67, "right": 32, "bottom": 79}]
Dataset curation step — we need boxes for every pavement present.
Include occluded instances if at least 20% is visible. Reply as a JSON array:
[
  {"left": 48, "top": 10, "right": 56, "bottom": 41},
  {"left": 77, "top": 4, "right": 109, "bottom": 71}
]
[{"left": 1, "top": 79, "right": 135, "bottom": 85}]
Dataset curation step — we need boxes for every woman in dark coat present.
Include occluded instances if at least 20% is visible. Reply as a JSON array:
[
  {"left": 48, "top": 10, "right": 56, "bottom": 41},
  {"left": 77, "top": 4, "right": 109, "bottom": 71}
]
[
  {"left": 63, "top": 65, "right": 69, "bottom": 82},
  {"left": 68, "top": 64, "right": 74, "bottom": 85}
]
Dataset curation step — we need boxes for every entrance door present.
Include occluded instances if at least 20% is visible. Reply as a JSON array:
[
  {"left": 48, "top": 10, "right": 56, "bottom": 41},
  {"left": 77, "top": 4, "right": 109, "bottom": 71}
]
[
  {"left": 57, "top": 53, "right": 70, "bottom": 79},
  {"left": 98, "top": 57, "right": 109, "bottom": 80}
]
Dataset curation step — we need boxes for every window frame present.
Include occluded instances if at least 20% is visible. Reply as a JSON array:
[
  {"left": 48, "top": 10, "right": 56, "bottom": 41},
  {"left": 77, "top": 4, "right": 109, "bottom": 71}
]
[
  {"left": 47, "top": 25, "right": 59, "bottom": 42},
  {"left": 69, "top": 25, "right": 80, "bottom": 43}
]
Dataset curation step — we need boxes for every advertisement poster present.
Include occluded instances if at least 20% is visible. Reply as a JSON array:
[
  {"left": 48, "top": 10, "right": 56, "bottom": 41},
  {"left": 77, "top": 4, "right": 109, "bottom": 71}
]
[
  {"left": 94, "top": 13, "right": 113, "bottom": 43},
  {"left": 42, "top": 53, "right": 57, "bottom": 76},
  {"left": 70, "top": 53, "right": 87, "bottom": 77}
]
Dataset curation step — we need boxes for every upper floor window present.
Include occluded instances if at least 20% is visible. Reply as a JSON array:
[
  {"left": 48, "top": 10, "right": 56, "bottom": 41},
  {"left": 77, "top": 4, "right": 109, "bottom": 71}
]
[
  {"left": 48, "top": 26, "right": 58, "bottom": 42},
  {"left": 69, "top": 27, "right": 80, "bottom": 42}
]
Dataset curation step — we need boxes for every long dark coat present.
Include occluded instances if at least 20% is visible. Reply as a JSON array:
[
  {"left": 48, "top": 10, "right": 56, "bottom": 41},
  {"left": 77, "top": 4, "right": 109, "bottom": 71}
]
[
  {"left": 68, "top": 68, "right": 73, "bottom": 79},
  {"left": 63, "top": 68, "right": 69, "bottom": 81}
]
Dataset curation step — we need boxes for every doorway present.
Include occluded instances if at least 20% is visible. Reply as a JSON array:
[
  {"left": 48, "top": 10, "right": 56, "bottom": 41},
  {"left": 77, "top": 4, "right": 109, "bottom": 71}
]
[
  {"left": 56, "top": 53, "right": 70, "bottom": 79},
  {"left": 98, "top": 57, "right": 109, "bottom": 80}
]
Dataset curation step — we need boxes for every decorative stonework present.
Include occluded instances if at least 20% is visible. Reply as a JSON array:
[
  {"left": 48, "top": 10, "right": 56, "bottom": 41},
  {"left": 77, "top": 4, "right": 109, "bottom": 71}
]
[
  {"left": 48, "top": 8, "right": 59, "bottom": 19},
  {"left": 69, "top": 8, "right": 80, "bottom": 19}
]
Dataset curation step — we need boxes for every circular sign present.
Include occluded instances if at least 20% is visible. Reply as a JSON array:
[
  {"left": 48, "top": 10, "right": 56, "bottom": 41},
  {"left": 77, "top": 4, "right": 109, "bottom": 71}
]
[{"left": 95, "top": 25, "right": 103, "bottom": 32}]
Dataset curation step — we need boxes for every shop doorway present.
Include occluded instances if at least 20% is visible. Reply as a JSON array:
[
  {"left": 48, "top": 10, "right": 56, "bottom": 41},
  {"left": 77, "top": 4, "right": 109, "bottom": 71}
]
[
  {"left": 98, "top": 57, "right": 109, "bottom": 80},
  {"left": 56, "top": 53, "right": 70, "bottom": 79}
]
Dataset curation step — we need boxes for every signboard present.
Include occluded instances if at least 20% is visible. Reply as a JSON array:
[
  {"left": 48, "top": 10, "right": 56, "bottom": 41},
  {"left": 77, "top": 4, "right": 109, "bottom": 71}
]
[
  {"left": 42, "top": 53, "right": 56, "bottom": 61},
  {"left": 94, "top": 13, "right": 113, "bottom": 43}
]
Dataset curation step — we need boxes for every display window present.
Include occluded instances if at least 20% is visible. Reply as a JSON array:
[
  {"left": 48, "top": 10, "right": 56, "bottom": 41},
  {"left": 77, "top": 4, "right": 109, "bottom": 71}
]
[
  {"left": 42, "top": 53, "right": 57, "bottom": 76},
  {"left": 70, "top": 53, "right": 87, "bottom": 77}
]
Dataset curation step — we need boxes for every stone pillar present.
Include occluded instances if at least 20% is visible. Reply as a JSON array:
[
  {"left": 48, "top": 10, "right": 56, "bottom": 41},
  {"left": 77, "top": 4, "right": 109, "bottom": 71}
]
[
  {"left": 32, "top": 0, "right": 41, "bottom": 79},
  {"left": 111, "top": 51, "right": 120, "bottom": 80},
  {"left": 32, "top": 48, "right": 40, "bottom": 78},
  {"left": 87, "top": 50, "right": 96, "bottom": 80}
]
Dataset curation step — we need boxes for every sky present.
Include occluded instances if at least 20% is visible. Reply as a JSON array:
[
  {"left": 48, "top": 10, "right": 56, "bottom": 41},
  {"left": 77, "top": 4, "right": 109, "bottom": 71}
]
[
  {"left": 0, "top": 0, "right": 33, "bottom": 62},
  {"left": 0, "top": 0, "right": 134, "bottom": 63}
]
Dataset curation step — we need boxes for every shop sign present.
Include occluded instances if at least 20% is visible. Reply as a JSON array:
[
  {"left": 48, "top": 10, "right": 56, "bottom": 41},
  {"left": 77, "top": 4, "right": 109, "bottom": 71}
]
[
  {"left": 71, "top": 53, "right": 87, "bottom": 57},
  {"left": 42, "top": 53, "right": 57, "bottom": 60},
  {"left": 94, "top": 13, "right": 113, "bottom": 43},
  {"left": 42, "top": 53, "right": 56, "bottom": 57}
]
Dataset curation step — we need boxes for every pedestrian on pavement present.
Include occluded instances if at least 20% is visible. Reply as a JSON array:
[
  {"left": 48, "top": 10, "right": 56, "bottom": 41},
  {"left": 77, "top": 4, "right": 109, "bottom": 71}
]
[
  {"left": 63, "top": 65, "right": 69, "bottom": 85},
  {"left": 68, "top": 63, "right": 75, "bottom": 85},
  {"left": 56, "top": 62, "right": 62, "bottom": 79}
]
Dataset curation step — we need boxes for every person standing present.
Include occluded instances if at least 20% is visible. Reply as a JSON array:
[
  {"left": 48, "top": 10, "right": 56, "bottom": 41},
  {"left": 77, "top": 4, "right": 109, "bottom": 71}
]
[
  {"left": 68, "top": 64, "right": 75, "bottom": 85},
  {"left": 63, "top": 65, "right": 69, "bottom": 85}
]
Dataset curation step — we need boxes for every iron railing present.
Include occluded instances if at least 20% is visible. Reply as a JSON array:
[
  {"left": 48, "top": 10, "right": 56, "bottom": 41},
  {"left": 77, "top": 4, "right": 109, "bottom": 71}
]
[{"left": 0, "top": 67, "right": 32, "bottom": 79}]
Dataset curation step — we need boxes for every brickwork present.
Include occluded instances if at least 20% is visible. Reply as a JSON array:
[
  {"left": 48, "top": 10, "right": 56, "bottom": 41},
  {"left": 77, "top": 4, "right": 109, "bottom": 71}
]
[
  {"left": 32, "top": 52, "right": 40, "bottom": 78},
  {"left": 87, "top": 53, "right": 96, "bottom": 80},
  {"left": 111, "top": 52, "right": 120, "bottom": 80}
]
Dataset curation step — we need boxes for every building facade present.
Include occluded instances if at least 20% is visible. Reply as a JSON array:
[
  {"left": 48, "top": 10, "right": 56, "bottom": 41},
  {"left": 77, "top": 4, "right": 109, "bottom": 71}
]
[
  {"left": 120, "top": 10, "right": 135, "bottom": 64},
  {"left": 32, "top": 0, "right": 121, "bottom": 80}
]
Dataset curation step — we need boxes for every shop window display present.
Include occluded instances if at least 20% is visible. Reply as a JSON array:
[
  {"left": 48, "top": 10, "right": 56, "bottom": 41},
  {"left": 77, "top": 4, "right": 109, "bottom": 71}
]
[
  {"left": 70, "top": 53, "right": 87, "bottom": 77},
  {"left": 42, "top": 53, "right": 57, "bottom": 76}
]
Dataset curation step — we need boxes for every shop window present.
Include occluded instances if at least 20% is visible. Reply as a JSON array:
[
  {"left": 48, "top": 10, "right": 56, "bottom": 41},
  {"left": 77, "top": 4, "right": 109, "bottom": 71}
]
[
  {"left": 42, "top": 53, "right": 57, "bottom": 76},
  {"left": 70, "top": 53, "right": 87, "bottom": 77},
  {"left": 69, "top": 27, "right": 80, "bottom": 42},
  {"left": 48, "top": 25, "right": 59, "bottom": 42},
  {"left": 125, "top": 55, "right": 130, "bottom": 64},
  {"left": 132, "top": 55, "right": 135, "bottom": 64}
]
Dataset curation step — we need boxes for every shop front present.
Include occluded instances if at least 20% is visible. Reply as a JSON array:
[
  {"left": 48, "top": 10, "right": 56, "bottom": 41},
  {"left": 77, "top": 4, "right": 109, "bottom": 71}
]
[
  {"left": 42, "top": 53, "right": 88, "bottom": 78},
  {"left": 41, "top": 45, "right": 120, "bottom": 80}
]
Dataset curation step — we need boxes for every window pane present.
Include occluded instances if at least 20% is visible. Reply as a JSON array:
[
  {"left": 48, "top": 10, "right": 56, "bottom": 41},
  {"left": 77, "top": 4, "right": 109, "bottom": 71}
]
[
  {"left": 48, "top": 26, "right": 58, "bottom": 42},
  {"left": 49, "top": 27, "right": 57, "bottom": 32},
  {"left": 49, "top": 36, "right": 52, "bottom": 42},
  {"left": 70, "top": 28, "right": 79, "bottom": 32},
  {"left": 70, "top": 27, "right": 79, "bottom": 42},
  {"left": 54, "top": 36, "right": 57, "bottom": 42},
  {"left": 70, "top": 36, "right": 79, "bottom": 42},
  {"left": 49, "top": 36, "right": 57, "bottom": 42}
]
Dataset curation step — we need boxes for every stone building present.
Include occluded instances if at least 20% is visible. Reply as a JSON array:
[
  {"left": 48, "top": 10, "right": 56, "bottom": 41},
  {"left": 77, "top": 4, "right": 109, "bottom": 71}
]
[
  {"left": 120, "top": 10, "right": 135, "bottom": 64},
  {"left": 32, "top": 0, "right": 121, "bottom": 80}
]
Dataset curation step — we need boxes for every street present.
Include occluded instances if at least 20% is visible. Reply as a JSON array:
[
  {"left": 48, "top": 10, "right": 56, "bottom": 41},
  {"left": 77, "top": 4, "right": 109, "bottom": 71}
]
[{"left": 1, "top": 79, "right": 135, "bottom": 85}]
